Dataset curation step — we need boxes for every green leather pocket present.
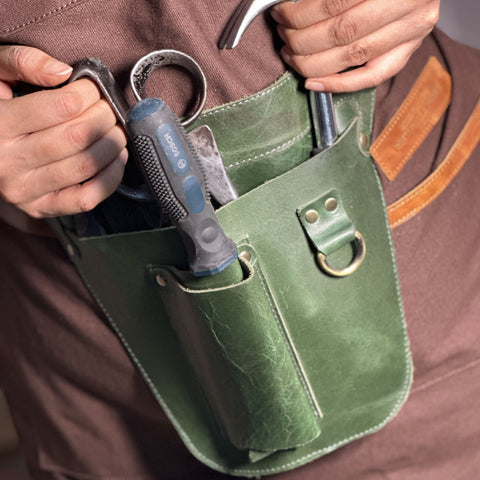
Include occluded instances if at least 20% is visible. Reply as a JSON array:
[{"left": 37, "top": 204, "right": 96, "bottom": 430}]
[
  {"left": 49, "top": 87, "right": 412, "bottom": 476},
  {"left": 149, "top": 252, "right": 322, "bottom": 453}
]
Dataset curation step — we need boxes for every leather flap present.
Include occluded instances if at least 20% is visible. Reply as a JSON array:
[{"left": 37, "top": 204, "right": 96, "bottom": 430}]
[{"left": 297, "top": 189, "right": 356, "bottom": 256}]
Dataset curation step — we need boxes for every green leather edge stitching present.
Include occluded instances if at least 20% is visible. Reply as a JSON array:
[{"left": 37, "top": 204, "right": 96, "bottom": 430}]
[{"left": 49, "top": 84, "right": 413, "bottom": 477}]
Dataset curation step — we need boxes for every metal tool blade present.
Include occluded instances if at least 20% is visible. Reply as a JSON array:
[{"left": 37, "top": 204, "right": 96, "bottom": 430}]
[{"left": 188, "top": 125, "right": 238, "bottom": 206}]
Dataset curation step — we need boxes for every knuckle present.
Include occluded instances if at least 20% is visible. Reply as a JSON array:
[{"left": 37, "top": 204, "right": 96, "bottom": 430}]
[
  {"left": 407, "top": 0, "right": 439, "bottom": 30},
  {"left": 422, "top": 6, "right": 440, "bottom": 30},
  {"left": 76, "top": 195, "right": 98, "bottom": 213},
  {"left": 76, "top": 155, "right": 99, "bottom": 180},
  {"left": 282, "top": 30, "right": 304, "bottom": 55},
  {"left": 367, "top": 69, "right": 387, "bottom": 88},
  {"left": 8, "top": 46, "right": 35, "bottom": 76},
  {"left": 64, "top": 121, "right": 94, "bottom": 151},
  {"left": 36, "top": 139, "right": 58, "bottom": 160},
  {"left": 322, "top": 0, "right": 350, "bottom": 18},
  {"left": 24, "top": 207, "right": 44, "bottom": 219},
  {"left": 292, "top": 55, "right": 316, "bottom": 78},
  {"left": 53, "top": 89, "right": 84, "bottom": 120},
  {"left": 1, "top": 181, "right": 24, "bottom": 205},
  {"left": 280, "top": 6, "right": 309, "bottom": 30},
  {"left": 331, "top": 16, "right": 359, "bottom": 46},
  {"left": 343, "top": 43, "right": 369, "bottom": 67}
]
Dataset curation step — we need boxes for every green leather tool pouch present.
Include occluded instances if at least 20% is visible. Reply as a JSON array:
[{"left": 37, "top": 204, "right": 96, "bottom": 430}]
[{"left": 50, "top": 75, "right": 413, "bottom": 476}]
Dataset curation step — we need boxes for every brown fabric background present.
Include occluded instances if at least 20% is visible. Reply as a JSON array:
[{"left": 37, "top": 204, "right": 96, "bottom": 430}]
[{"left": 0, "top": 1, "right": 480, "bottom": 478}]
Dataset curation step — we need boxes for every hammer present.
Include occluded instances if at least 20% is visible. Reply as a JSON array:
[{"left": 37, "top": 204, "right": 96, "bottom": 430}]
[{"left": 219, "top": 0, "right": 338, "bottom": 150}]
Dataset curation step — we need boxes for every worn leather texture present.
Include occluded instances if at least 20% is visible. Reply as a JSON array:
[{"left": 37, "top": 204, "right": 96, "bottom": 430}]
[
  {"left": 192, "top": 72, "right": 314, "bottom": 195},
  {"left": 370, "top": 57, "right": 452, "bottom": 181},
  {"left": 152, "top": 259, "right": 322, "bottom": 456},
  {"left": 50, "top": 75, "right": 412, "bottom": 476}
]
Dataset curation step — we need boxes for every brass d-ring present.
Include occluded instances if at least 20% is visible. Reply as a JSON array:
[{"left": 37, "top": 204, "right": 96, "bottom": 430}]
[{"left": 317, "top": 230, "right": 366, "bottom": 277}]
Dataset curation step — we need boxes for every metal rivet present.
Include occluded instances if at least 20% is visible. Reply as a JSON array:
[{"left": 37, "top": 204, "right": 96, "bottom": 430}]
[
  {"left": 324, "top": 197, "right": 338, "bottom": 212},
  {"left": 305, "top": 209, "right": 319, "bottom": 223},
  {"left": 360, "top": 133, "right": 368, "bottom": 148},
  {"left": 155, "top": 275, "right": 167, "bottom": 287},
  {"left": 239, "top": 250, "right": 252, "bottom": 263},
  {"left": 66, "top": 244, "right": 75, "bottom": 258}
]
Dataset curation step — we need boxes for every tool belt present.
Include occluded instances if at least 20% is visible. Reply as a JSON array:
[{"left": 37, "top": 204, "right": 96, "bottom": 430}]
[{"left": 50, "top": 73, "right": 413, "bottom": 476}]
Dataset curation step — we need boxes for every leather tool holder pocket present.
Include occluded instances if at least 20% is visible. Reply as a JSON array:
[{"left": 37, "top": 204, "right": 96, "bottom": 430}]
[
  {"left": 149, "top": 255, "right": 321, "bottom": 457},
  {"left": 50, "top": 85, "right": 413, "bottom": 476}
]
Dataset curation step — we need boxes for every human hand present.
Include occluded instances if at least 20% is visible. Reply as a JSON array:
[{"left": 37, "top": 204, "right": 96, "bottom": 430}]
[
  {"left": 0, "top": 45, "right": 128, "bottom": 218},
  {"left": 271, "top": 0, "right": 440, "bottom": 92}
]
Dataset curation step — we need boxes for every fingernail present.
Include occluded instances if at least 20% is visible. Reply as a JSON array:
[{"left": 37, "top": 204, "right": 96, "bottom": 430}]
[
  {"left": 43, "top": 59, "right": 73, "bottom": 76},
  {"left": 305, "top": 80, "right": 325, "bottom": 91}
]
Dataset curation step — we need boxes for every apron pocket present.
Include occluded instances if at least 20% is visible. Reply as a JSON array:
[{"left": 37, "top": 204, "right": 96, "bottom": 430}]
[{"left": 148, "top": 248, "right": 322, "bottom": 454}]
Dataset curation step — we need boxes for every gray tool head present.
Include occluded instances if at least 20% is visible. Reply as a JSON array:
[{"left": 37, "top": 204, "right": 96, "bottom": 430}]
[
  {"left": 219, "top": 0, "right": 301, "bottom": 49},
  {"left": 188, "top": 125, "right": 238, "bottom": 206}
]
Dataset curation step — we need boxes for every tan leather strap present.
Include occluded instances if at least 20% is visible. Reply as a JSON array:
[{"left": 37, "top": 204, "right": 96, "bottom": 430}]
[
  {"left": 370, "top": 57, "right": 452, "bottom": 181},
  {"left": 387, "top": 98, "right": 480, "bottom": 229}
]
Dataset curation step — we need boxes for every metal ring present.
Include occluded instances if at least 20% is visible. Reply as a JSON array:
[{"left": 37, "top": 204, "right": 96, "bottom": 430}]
[
  {"left": 317, "top": 230, "right": 366, "bottom": 278},
  {"left": 130, "top": 49, "right": 207, "bottom": 128}
]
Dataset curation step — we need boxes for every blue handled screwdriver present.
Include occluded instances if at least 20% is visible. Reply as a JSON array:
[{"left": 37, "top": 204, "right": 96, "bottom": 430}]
[{"left": 127, "top": 98, "right": 238, "bottom": 277}]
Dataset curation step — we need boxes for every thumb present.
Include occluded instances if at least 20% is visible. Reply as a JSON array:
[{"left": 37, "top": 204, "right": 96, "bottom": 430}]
[{"left": 0, "top": 45, "right": 72, "bottom": 87}]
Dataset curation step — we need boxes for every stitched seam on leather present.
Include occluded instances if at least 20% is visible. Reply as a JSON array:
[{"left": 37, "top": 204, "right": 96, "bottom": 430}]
[
  {"left": 2, "top": 0, "right": 87, "bottom": 34},
  {"left": 393, "top": 139, "right": 469, "bottom": 209},
  {"left": 60, "top": 89, "right": 411, "bottom": 478},
  {"left": 371, "top": 158, "right": 413, "bottom": 409},
  {"left": 202, "top": 73, "right": 292, "bottom": 118},
  {"left": 388, "top": 98, "right": 480, "bottom": 228},
  {"left": 69, "top": 264, "right": 251, "bottom": 474},
  {"left": 411, "top": 358, "right": 480, "bottom": 395},
  {"left": 226, "top": 125, "right": 311, "bottom": 169},
  {"left": 335, "top": 98, "right": 362, "bottom": 135},
  {"left": 72, "top": 257, "right": 322, "bottom": 475},
  {"left": 368, "top": 88, "right": 376, "bottom": 147},
  {"left": 65, "top": 264, "right": 212, "bottom": 469},
  {"left": 368, "top": 86, "right": 414, "bottom": 429},
  {"left": 224, "top": 160, "right": 413, "bottom": 478},
  {"left": 216, "top": 90, "right": 414, "bottom": 476},
  {"left": 370, "top": 58, "right": 451, "bottom": 180},
  {"left": 372, "top": 77, "right": 432, "bottom": 176},
  {"left": 334, "top": 93, "right": 372, "bottom": 156},
  {"left": 255, "top": 265, "right": 322, "bottom": 418}
]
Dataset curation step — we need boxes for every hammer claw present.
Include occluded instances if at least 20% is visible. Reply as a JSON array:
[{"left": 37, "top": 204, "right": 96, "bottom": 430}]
[{"left": 219, "top": 0, "right": 301, "bottom": 49}]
